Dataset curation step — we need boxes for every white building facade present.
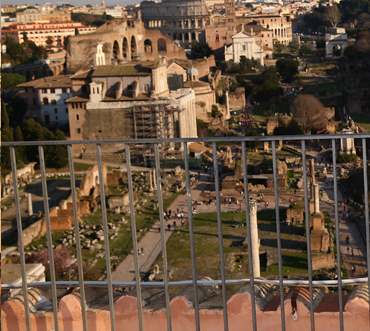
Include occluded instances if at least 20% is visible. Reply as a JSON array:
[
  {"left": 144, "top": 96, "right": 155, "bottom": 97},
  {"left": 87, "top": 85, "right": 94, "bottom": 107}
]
[{"left": 224, "top": 26, "right": 264, "bottom": 65}]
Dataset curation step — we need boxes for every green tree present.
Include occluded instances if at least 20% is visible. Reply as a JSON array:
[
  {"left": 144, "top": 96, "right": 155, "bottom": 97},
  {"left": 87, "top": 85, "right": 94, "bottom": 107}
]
[
  {"left": 211, "top": 105, "right": 220, "bottom": 118},
  {"left": 46, "top": 36, "right": 54, "bottom": 46},
  {"left": 274, "top": 42, "right": 285, "bottom": 53},
  {"left": 276, "top": 58, "right": 299, "bottom": 83},
  {"left": 245, "top": 129, "right": 260, "bottom": 149},
  {"left": 22, "top": 31, "right": 28, "bottom": 43},
  {"left": 1, "top": 73, "right": 26, "bottom": 90},
  {"left": 273, "top": 118, "right": 304, "bottom": 135},
  {"left": 191, "top": 41, "right": 213, "bottom": 59},
  {"left": 1, "top": 102, "right": 10, "bottom": 129},
  {"left": 1, "top": 127, "right": 14, "bottom": 174},
  {"left": 7, "top": 94, "right": 28, "bottom": 126},
  {"left": 239, "top": 56, "right": 260, "bottom": 74},
  {"left": 21, "top": 119, "right": 68, "bottom": 168},
  {"left": 252, "top": 69, "right": 283, "bottom": 101},
  {"left": 289, "top": 42, "right": 300, "bottom": 53}
]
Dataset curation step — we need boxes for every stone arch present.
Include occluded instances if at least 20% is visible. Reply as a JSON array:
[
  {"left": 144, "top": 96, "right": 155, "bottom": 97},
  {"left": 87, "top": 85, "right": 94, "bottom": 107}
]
[
  {"left": 157, "top": 38, "right": 167, "bottom": 52},
  {"left": 191, "top": 32, "right": 196, "bottom": 41},
  {"left": 144, "top": 39, "right": 152, "bottom": 53},
  {"left": 185, "top": 33, "right": 189, "bottom": 41},
  {"left": 131, "top": 36, "right": 137, "bottom": 58},
  {"left": 122, "top": 37, "right": 129, "bottom": 59},
  {"left": 179, "top": 33, "right": 183, "bottom": 41},
  {"left": 113, "top": 40, "right": 119, "bottom": 60},
  {"left": 173, "top": 33, "right": 177, "bottom": 40}
]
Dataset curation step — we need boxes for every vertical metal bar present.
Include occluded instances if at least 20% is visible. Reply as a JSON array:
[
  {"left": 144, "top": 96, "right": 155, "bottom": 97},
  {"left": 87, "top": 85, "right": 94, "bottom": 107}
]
[
  {"left": 301, "top": 141, "right": 315, "bottom": 331},
  {"left": 271, "top": 141, "right": 286, "bottom": 331},
  {"left": 331, "top": 139, "right": 344, "bottom": 331},
  {"left": 241, "top": 141, "right": 257, "bottom": 331},
  {"left": 10, "top": 147, "right": 32, "bottom": 331},
  {"left": 154, "top": 143, "right": 172, "bottom": 331},
  {"left": 38, "top": 146, "right": 60, "bottom": 331},
  {"left": 362, "top": 138, "right": 370, "bottom": 327},
  {"left": 212, "top": 141, "right": 229, "bottom": 331},
  {"left": 67, "top": 145, "right": 88, "bottom": 331},
  {"left": 183, "top": 142, "right": 200, "bottom": 331},
  {"left": 96, "top": 144, "right": 116, "bottom": 331},
  {"left": 125, "top": 144, "right": 144, "bottom": 331}
]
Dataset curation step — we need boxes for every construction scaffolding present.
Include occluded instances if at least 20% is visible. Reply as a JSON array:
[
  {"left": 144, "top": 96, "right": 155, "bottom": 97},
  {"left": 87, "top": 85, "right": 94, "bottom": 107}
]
[{"left": 131, "top": 102, "right": 183, "bottom": 164}]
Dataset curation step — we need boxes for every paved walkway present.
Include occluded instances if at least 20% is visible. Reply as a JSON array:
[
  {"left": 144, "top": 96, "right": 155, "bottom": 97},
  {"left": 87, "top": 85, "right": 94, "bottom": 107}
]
[
  {"left": 301, "top": 146, "right": 368, "bottom": 278},
  {"left": 112, "top": 170, "right": 208, "bottom": 282},
  {"left": 112, "top": 146, "right": 368, "bottom": 282}
]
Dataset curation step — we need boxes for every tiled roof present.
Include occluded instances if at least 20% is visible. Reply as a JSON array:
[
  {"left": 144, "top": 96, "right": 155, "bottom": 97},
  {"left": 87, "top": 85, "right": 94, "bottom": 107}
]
[
  {"left": 17, "top": 75, "right": 72, "bottom": 88},
  {"left": 71, "top": 64, "right": 153, "bottom": 79}
]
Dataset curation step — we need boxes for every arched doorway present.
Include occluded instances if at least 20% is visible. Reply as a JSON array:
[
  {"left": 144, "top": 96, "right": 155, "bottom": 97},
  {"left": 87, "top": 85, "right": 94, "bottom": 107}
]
[
  {"left": 157, "top": 38, "right": 167, "bottom": 52},
  {"left": 131, "top": 36, "right": 137, "bottom": 59},
  {"left": 144, "top": 39, "right": 152, "bottom": 53},
  {"left": 113, "top": 40, "right": 119, "bottom": 60},
  {"left": 122, "top": 37, "right": 128, "bottom": 60}
]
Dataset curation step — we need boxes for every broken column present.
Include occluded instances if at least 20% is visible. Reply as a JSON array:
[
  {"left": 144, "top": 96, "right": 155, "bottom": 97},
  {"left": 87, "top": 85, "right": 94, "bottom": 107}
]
[
  {"left": 249, "top": 201, "right": 260, "bottom": 277},
  {"left": 152, "top": 168, "right": 157, "bottom": 190},
  {"left": 314, "top": 184, "right": 320, "bottom": 214},
  {"left": 310, "top": 159, "right": 315, "bottom": 199},
  {"left": 149, "top": 170, "right": 153, "bottom": 191},
  {"left": 27, "top": 193, "right": 33, "bottom": 220}
]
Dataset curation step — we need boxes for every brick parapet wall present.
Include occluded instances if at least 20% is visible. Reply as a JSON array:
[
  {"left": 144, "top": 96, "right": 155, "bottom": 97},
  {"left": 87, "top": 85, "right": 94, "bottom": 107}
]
[{"left": 2, "top": 286, "right": 369, "bottom": 331}]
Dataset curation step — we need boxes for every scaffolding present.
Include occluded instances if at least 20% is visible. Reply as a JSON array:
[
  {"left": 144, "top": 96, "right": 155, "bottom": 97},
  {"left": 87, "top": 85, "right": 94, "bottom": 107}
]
[{"left": 131, "top": 102, "right": 183, "bottom": 164}]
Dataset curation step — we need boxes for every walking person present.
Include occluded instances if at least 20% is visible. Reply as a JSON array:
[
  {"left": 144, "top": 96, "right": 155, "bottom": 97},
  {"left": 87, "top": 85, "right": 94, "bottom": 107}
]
[{"left": 167, "top": 224, "right": 171, "bottom": 231}]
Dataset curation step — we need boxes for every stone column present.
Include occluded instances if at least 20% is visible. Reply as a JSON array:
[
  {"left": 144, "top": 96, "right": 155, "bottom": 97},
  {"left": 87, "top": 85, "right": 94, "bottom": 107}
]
[
  {"left": 314, "top": 184, "right": 320, "bottom": 214},
  {"left": 310, "top": 159, "right": 315, "bottom": 199},
  {"left": 149, "top": 171, "right": 153, "bottom": 191},
  {"left": 27, "top": 193, "right": 33, "bottom": 219},
  {"left": 225, "top": 90, "right": 230, "bottom": 120},
  {"left": 152, "top": 168, "right": 157, "bottom": 190},
  {"left": 249, "top": 201, "right": 260, "bottom": 277}
]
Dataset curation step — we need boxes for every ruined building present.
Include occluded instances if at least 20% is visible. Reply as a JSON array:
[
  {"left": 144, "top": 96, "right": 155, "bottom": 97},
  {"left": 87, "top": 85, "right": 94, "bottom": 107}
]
[
  {"left": 141, "top": 0, "right": 211, "bottom": 47},
  {"left": 67, "top": 55, "right": 197, "bottom": 160},
  {"left": 66, "top": 17, "right": 187, "bottom": 74}
]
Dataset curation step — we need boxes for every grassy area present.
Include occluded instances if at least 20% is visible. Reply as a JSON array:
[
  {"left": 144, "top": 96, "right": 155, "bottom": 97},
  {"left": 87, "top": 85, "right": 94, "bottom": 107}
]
[
  {"left": 155, "top": 210, "right": 308, "bottom": 283},
  {"left": 74, "top": 162, "right": 93, "bottom": 170}
]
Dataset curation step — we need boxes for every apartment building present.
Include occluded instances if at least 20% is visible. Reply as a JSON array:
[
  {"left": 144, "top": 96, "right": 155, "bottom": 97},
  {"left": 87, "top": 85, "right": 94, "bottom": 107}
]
[
  {"left": 16, "top": 9, "right": 71, "bottom": 24},
  {"left": 1, "top": 22, "right": 96, "bottom": 47}
]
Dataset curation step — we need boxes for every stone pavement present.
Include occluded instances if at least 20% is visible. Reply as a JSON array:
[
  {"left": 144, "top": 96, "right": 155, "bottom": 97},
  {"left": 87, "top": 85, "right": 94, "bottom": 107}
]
[
  {"left": 302, "top": 147, "right": 368, "bottom": 278},
  {"left": 112, "top": 147, "right": 368, "bottom": 282},
  {"left": 112, "top": 170, "right": 209, "bottom": 282}
]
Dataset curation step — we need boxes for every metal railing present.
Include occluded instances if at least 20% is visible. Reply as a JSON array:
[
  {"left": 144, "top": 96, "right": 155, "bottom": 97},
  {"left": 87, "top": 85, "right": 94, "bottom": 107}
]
[{"left": 2, "top": 133, "right": 370, "bottom": 331}]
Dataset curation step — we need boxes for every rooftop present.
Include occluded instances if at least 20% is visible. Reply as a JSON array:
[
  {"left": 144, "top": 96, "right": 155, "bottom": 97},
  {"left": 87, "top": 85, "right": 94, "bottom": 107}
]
[
  {"left": 71, "top": 63, "right": 154, "bottom": 79},
  {"left": 17, "top": 75, "right": 72, "bottom": 89}
]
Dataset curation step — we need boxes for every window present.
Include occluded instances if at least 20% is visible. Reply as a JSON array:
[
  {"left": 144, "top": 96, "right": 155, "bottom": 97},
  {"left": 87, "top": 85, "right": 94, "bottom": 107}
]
[
  {"left": 65, "top": 108, "right": 68, "bottom": 113},
  {"left": 262, "top": 34, "right": 264, "bottom": 37},
  {"left": 33, "top": 98, "right": 36, "bottom": 105},
  {"left": 51, "top": 100, "right": 57, "bottom": 105},
  {"left": 43, "top": 97, "right": 49, "bottom": 105},
  {"left": 72, "top": 103, "right": 75, "bottom": 109},
  {"left": 55, "top": 116, "right": 58, "bottom": 120},
  {"left": 54, "top": 108, "right": 58, "bottom": 114},
  {"left": 51, "top": 88, "right": 55, "bottom": 93},
  {"left": 62, "top": 88, "right": 67, "bottom": 93},
  {"left": 77, "top": 128, "right": 81, "bottom": 134},
  {"left": 216, "top": 34, "right": 219, "bottom": 42},
  {"left": 76, "top": 114, "right": 80, "bottom": 120},
  {"left": 243, "top": 45, "right": 246, "bottom": 51},
  {"left": 42, "top": 89, "right": 47, "bottom": 93},
  {"left": 223, "top": 36, "right": 226, "bottom": 40}
]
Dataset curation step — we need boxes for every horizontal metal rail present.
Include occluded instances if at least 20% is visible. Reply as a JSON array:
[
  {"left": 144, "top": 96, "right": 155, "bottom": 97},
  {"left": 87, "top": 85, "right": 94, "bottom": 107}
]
[
  {"left": 2, "top": 135, "right": 370, "bottom": 331},
  {"left": 1, "top": 133, "right": 370, "bottom": 147},
  {"left": 3, "top": 278, "right": 370, "bottom": 289}
]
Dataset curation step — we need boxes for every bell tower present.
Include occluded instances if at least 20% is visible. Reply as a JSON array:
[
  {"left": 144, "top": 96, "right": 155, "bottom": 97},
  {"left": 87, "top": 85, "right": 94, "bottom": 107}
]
[{"left": 225, "top": 0, "right": 236, "bottom": 41}]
